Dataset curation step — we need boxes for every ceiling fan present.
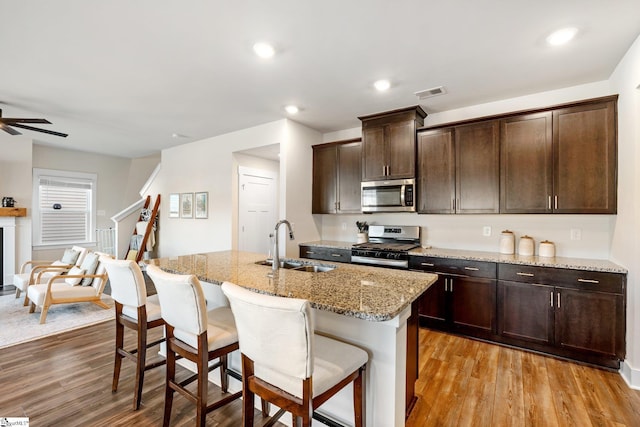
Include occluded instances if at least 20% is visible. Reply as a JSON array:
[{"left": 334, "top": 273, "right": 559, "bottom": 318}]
[{"left": 0, "top": 108, "right": 68, "bottom": 137}]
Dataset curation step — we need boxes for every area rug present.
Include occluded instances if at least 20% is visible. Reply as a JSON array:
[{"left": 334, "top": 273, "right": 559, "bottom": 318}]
[{"left": 0, "top": 294, "right": 115, "bottom": 349}]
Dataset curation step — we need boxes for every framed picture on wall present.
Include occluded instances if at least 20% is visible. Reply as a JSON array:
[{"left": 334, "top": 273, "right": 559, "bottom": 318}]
[
  {"left": 168, "top": 193, "right": 180, "bottom": 218},
  {"left": 195, "top": 191, "right": 208, "bottom": 219},
  {"left": 180, "top": 192, "right": 193, "bottom": 218}
]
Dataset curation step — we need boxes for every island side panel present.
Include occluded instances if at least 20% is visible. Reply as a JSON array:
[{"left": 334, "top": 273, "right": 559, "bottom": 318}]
[{"left": 313, "top": 305, "right": 412, "bottom": 427}]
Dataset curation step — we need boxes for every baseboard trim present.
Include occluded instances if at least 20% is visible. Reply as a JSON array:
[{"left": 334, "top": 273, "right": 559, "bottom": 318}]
[{"left": 620, "top": 360, "right": 640, "bottom": 390}]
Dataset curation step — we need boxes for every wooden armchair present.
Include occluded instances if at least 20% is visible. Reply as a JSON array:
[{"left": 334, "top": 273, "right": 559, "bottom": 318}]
[
  {"left": 14, "top": 245, "right": 88, "bottom": 300},
  {"left": 26, "top": 252, "right": 114, "bottom": 324}
]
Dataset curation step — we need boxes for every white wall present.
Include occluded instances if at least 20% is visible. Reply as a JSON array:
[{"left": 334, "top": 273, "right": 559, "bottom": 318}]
[
  {"left": 151, "top": 120, "right": 287, "bottom": 257},
  {"left": 0, "top": 135, "right": 33, "bottom": 273},
  {"left": 282, "top": 120, "right": 322, "bottom": 255},
  {"left": 609, "top": 33, "right": 640, "bottom": 385},
  {"left": 151, "top": 118, "right": 322, "bottom": 259},
  {"left": 32, "top": 145, "right": 159, "bottom": 261}
]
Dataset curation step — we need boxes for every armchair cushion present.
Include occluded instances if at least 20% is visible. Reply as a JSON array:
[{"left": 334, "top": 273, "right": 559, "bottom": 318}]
[
  {"left": 27, "top": 283, "right": 99, "bottom": 306},
  {"left": 64, "top": 267, "right": 86, "bottom": 286},
  {"left": 79, "top": 253, "right": 100, "bottom": 286},
  {"left": 61, "top": 249, "right": 81, "bottom": 265}
]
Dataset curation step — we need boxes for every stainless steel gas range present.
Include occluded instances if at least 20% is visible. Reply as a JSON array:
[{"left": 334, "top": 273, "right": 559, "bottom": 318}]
[{"left": 351, "top": 225, "right": 421, "bottom": 269}]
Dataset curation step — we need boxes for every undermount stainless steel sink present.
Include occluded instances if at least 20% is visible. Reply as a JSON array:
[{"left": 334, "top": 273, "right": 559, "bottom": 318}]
[{"left": 256, "top": 259, "right": 336, "bottom": 273}]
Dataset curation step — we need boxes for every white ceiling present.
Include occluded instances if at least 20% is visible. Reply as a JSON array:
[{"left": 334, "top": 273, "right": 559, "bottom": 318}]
[{"left": 1, "top": 1, "right": 639, "bottom": 158}]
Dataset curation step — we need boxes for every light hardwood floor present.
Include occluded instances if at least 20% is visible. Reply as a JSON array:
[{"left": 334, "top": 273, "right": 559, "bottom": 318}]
[{"left": 1, "top": 321, "right": 639, "bottom": 426}]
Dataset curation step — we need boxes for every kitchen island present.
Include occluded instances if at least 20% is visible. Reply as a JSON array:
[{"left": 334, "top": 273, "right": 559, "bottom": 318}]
[{"left": 148, "top": 250, "right": 437, "bottom": 427}]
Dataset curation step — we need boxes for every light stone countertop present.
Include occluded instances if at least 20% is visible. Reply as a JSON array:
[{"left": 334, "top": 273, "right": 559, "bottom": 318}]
[
  {"left": 301, "top": 241, "right": 628, "bottom": 274},
  {"left": 146, "top": 250, "right": 437, "bottom": 322}
]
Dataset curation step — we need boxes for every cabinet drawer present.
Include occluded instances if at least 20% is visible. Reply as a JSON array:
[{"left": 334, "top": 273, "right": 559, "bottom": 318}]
[
  {"left": 498, "top": 264, "right": 624, "bottom": 294},
  {"left": 410, "top": 256, "right": 496, "bottom": 279},
  {"left": 299, "top": 246, "right": 351, "bottom": 263}
]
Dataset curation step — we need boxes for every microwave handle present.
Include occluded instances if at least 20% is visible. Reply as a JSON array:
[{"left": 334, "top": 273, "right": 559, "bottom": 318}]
[{"left": 400, "top": 184, "right": 406, "bottom": 206}]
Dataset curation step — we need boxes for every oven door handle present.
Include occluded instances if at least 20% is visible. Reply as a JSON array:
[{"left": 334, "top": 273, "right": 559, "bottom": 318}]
[{"left": 351, "top": 255, "right": 408, "bottom": 269}]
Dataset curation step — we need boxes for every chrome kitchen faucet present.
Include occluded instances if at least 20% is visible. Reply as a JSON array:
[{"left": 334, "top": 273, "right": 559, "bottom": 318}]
[{"left": 272, "top": 219, "right": 295, "bottom": 272}]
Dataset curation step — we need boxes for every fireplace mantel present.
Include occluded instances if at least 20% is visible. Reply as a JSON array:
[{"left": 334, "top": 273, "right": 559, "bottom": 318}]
[{"left": 0, "top": 207, "right": 27, "bottom": 217}]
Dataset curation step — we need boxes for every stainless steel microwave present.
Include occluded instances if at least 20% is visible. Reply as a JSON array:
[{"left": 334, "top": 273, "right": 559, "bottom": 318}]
[{"left": 361, "top": 178, "right": 416, "bottom": 213}]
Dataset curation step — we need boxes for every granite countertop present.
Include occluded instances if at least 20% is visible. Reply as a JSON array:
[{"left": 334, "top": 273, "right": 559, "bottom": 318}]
[
  {"left": 147, "top": 250, "right": 437, "bottom": 322},
  {"left": 300, "top": 241, "right": 628, "bottom": 274}
]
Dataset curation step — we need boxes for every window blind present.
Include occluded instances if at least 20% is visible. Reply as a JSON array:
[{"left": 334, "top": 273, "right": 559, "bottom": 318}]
[{"left": 37, "top": 176, "right": 93, "bottom": 244}]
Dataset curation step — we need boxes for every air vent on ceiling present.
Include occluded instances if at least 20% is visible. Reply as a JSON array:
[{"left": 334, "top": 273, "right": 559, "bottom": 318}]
[{"left": 414, "top": 86, "right": 447, "bottom": 99}]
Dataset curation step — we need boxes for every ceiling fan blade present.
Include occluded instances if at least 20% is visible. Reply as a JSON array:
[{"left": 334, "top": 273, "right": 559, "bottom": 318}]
[
  {"left": 9, "top": 123, "right": 68, "bottom": 138},
  {"left": 1, "top": 118, "right": 52, "bottom": 124},
  {"left": 0, "top": 123, "right": 22, "bottom": 135}
]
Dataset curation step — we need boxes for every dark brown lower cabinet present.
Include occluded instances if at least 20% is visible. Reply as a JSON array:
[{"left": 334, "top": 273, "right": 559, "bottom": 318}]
[
  {"left": 498, "top": 281, "right": 554, "bottom": 346},
  {"left": 497, "top": 264, "right": 625, "bottom": 369},
  {"left": 412, "top": 257, "right": 496, "bottom": 339},
  {"left": 413, "top": 255, "right": 626, "bottom": 369}
]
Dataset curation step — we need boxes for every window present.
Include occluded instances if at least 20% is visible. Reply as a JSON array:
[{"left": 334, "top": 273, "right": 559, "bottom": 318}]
[{"left": 32, "top": 168, "right": 97, "bottom": 247}]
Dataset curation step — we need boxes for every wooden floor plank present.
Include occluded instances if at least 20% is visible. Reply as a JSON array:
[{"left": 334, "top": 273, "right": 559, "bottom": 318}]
[{"left": 2, "top": 320, "right": 640, "bottom": 426}]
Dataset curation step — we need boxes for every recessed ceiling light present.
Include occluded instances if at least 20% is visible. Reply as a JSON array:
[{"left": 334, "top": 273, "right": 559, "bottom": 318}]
[
  {"left": 546, "top": 27, "right": 578, "bottom": 46},
  {"left": 253, "top": 42, "right": 275, "bottom": 58},
  {"left": 374, "top": 79, "right": 391, "bottom": 91},
  {"left": 285, "top": 105, "right": 299, "bottom": 114}
]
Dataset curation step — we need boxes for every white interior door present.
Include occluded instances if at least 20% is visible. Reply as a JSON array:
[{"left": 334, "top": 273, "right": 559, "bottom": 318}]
[{"left": 238, "top": 167, "right": 278, "bottom": 255}]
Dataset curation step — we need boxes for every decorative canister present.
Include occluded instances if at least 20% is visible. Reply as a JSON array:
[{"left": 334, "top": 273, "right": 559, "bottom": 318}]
[
  {"left": 356, "top": 232, "right": 369, "bottom": 244},
  {"left": 499, "top": 230, "right": 515, "bottom": 254},
  {"left": 539, "top": 240, "right": 556, "bottom": 257},
  {"left": 518, "top": 235, "right": 535, "bottom": 256}
]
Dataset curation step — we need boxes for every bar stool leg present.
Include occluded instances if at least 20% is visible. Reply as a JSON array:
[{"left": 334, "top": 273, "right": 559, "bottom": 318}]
[
  {"left": 112, "top": 304, "right": 124, "bottom": 394},
  {"left": 133, "top": 307, "right": 148, "bottom": 410},
  {"left": 163, "top": 340, "right": 176, "bottom": 427}
]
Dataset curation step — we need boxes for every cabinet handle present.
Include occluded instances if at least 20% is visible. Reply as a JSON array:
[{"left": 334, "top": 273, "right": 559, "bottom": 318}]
[
  {"left": 554, "top": 195, "right": 558, "bottom": 210},
  {"left": 550, "top": 291, "right": 554, "bottom": 307},
  {"left": 421, "top": 262, "right": 435, "bottom": 267},
  {"left": 548, "top": 195, "right": 552, "bottom": 210},
  {"left": 464, "top": 267, "right": 479, "bottom": 271},
  {"left": 557, "top": 293, "right": 561, "bottom": 308},
  {"left": 451, "top": 199, "right": 455, "bottom": 211},
  {"left": 517, "top": 272, "right": 535, "bottom": 277},
  {"left": 450, "top": 279, "right": 454, "bottom": 293},
  {"left": 331, "top": 253, "right": 342, "bottom": 257},
  {"left": 577, "top": 278, "right": 600, "bottom": 284},
  {"left": 306, "top": 251, "right": 315, "bottom": 254},
  {"left": 444, "top": 278, "right": 448, "bottom": 292},
  {"left": 337, "top": 201, "right": 340, "bottom": 210}
]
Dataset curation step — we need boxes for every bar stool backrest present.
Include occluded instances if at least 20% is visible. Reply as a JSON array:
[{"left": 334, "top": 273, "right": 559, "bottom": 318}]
[
  {"left": 146, "top": 265, "right": 208, "bottom": 336},
  {"left": 103, "top": 259, "right": 147, "bottom": 308},
  {"left": 221, "top": 282, "right": 314, "bottom": 380}
]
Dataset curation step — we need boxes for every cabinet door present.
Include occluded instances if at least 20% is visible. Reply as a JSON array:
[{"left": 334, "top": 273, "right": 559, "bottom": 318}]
[
  {"left": 418, "top": 275, "right": 447, "bottom": 328},
  {"left": 455, "top": 121, "right": 500, "bottom": 213},
  {"left": 337, "top": 141, "right": 362, "bottom": 213},
  {"left": 387, "top": 120, "right": 415, "bottom": 179},
  {"left": 450, "top": 276, "right": 496, "bottom": 336},
  {"left": 416, "top": 129, "right": 456, "bottom": 213},
  {"left": 312, "top": 145, "right": 337, "bottom": 213},
  {"left": 500, "top": 112, "right": 553, "bottom": 213},
  {"left": 555, "top": 288, "right": 624, "bottom": 359},
  {"left": 553, "top": 100, "right": 617, "bottom": 213},
  {"left": 362, "top": 126, "right": 387, "bottom": 181},
  {"left": 498, "top": 281, "right": 554, "bottom": 345}
]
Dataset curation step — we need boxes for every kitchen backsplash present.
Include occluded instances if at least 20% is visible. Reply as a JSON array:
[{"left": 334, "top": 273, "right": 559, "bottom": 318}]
[{"left": 318, "top": 213, "right": 614, "bottom": 259}]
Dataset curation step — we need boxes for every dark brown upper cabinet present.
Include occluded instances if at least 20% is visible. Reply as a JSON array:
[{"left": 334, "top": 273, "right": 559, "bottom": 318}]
[
  {"left": 417, "top": 121, "right": 500, "bottom": 214},
  {"left": 417, "top": 128, "right": 456, "bottom": 213},
  {"left": 359, "top": 106, "right": 426, "bottom": 181},
  {"left": 312, "top": 139, "right": 362, "bottom": 214},
  {"left": 553, "top": 100, "right": 617, "bottom": 213},
  {"left": 500, "top": 112, "right": 553, "bottom": 213},
  {"left": 419, "top": 95, "right": 618, "bottom": 215},
  {"left": 501, "top": 98, "right": 617, "bottom": 214}
]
